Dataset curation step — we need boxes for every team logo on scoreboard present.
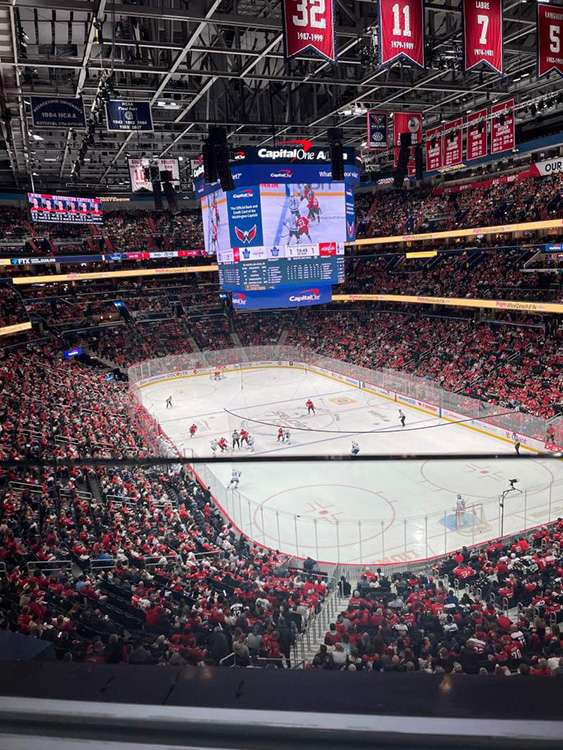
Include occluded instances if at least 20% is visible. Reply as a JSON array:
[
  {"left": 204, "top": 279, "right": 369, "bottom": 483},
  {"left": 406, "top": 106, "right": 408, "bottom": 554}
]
[
  {"left": 270, "top": 168, "right": 293, "bottom": 178},
  {"left": 270, "top": 246, "right": 281, "bottom": 257},
  {"left": 232, "top": 292, "right": 247, "bottom": 306},
  {"left": 234, "top": 224, "right": 258, "bottom": 244},
  {"left": 288, "top": 288, "right": 321, "bottom": 303},
  {"left": 233, "top": 150, "right": 247, "bottom": 160}
]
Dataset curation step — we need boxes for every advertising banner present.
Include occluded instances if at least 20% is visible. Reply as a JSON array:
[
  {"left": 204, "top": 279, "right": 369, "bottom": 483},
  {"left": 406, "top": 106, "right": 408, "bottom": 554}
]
[
  {"left": 425, "top": 125, "right": 443, "bottom": 171},
  {"left": 366, "top": 111, "right": 388, "bottom": 149},
  {"left": 379, "top": 0, "right": 425, "bottom": 68},
  {"left": 232, "top": 285, "right": 332, "bottom": 311},
  {"left": 462, "top": 0, "right": 503, "bottom": 73},
  {"left": 30, "top": 96, "right": 86, "bottom": 128},
  {"left": 226, "top": 186, "right": 264, "bottom": 249},
  {"left": 466, "top": 108, "right": 488, "bottom": 161},
  {"left": 105, "top": 100, "right": 153, "bottom": 131},
  {"left": 490, "top": 99, "right": 515, "bottom": 155},
  {"left": 282, "top": 0, "right": 336, "bottom": 61},
  {"left": 537, "top": 3, "right": 563, "bottom": 78},
  {"left": 442, "top": 117, "right": 464, "bottom": 167}
]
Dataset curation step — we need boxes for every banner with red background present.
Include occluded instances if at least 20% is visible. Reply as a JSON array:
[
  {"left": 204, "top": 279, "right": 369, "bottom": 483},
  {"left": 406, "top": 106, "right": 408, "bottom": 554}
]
[
  {"left": 490, "top": 99, "right": 515, "bottom": 155},
  {"left": 282, "top": 0, "right": 336, "bottom": 61},
  {"left": 466, "top": 108, "right": 488, "bottom": 161},
  {"left": 462, "top": 0, "right": 503, "bottom": 73},
  {"left": 425, "top": 125, "right": 444, "bottom": 171},
  {"left": 537, "top": 3, "right": 563, "bottom": 78},
  {"left": 442, "top": 118, "right": 464, "bottom": 167},
  {"left": 379, "top": 0, "right": 425, "bottom": 68}
]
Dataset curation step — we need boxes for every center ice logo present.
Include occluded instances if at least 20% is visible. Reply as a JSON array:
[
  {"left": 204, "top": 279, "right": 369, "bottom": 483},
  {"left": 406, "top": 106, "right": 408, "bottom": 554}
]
[{"left": 234, "top": 224, "right": 257, "bottom": 244}]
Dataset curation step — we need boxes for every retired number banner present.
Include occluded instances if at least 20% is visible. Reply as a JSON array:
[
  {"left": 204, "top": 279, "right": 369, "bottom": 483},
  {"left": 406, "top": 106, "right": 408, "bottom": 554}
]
[
  {"left": 466, "top": 108, "right": 488, "bottom": 161},
  {"left": 463, "top": 0, "right": 503, "bottom": 74},
  {"left": 283, "top": 0, "right": 336, "bottom": 61},
  {"left": 490, "top": 99, "right": 515, "bottom": 155},
  {"left": 537, "top": 3, "right": 563, "bottom": 78},
  {"left": 425, "top": 125, "right": 443, "bottom": 171},
  {"left": 379, "top": 0, "right": 425, "bottom": 68}
]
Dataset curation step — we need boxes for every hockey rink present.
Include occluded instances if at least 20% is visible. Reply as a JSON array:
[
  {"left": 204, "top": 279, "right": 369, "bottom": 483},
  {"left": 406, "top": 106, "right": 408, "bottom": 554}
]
[{"left": 139, "top": 366, "right": 563, "bottom": 565}]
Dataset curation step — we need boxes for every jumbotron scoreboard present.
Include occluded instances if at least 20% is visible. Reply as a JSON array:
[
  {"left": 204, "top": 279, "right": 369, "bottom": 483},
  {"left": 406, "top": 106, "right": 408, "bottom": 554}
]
[{"left": 196, "top": 145, "right": 358, "bottom": 309}]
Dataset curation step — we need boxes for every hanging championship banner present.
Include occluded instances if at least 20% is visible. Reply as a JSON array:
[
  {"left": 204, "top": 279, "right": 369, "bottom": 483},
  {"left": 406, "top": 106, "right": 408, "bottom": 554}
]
[
  {"left": 105, "top": 100, "right": 153, "bottom": 132},
  {"left": 379, "top": 0, "right": 425, "bottom": 69},
  {"left": 366, "top": 112, "right": 388, "bottom": 149},
  {"left": 30, "top": 96, "right": 86, "bottom": 128},
  {"left": 282, "top": 0, "right": 336, "bottom": 61},
  {"left": 463, "top": 0, "right": 503, "bottom": 73},
  {"left": 442, "top": 118, "right": 463, "bottom": 167},
  {"left": 425, "top": 125, "right": 443, "bottom": 171},
  {"left": 466, "top": 108, "right": 488, "bottom": 161},
  {"left": 490, "top": 99, "right": 515, "bottom": 155},
  {"left": 537, "top": 3, "right": 563, "bottom": 78},
  {"left": 393, "top": 111, "right": 423, "bottom": 146}
]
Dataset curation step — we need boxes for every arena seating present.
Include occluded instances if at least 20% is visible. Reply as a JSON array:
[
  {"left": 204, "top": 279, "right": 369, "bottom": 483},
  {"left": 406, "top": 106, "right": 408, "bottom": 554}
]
[{"left": 312, "top": 521, "right": 563, "bottom": 674}]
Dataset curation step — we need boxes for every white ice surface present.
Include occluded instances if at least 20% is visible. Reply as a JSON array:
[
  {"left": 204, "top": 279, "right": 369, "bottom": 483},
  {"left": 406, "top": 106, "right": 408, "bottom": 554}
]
[{"left": 139, "top": 367, "right": 563, "bottom": 565}]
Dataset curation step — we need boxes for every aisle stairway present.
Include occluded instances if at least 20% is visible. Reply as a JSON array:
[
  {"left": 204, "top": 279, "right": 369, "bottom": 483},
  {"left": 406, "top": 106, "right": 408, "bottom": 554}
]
[{"left": 293, "top": 585, "right": 352, "bottom": 667}]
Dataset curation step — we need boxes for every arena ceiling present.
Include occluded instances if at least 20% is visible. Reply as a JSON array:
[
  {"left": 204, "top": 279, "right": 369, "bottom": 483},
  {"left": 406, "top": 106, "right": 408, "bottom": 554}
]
[{"left": 0, "top": 0, "right": 561, "bottom": 193}]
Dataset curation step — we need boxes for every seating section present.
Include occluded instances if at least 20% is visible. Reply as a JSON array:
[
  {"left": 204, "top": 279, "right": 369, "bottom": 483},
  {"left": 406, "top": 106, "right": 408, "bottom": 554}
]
[
  {"left": 313, "top": 523, "right": 563, "bottom": 675},
  {"left": 0, "top": 464, "right": 326, "bottom": 666}
]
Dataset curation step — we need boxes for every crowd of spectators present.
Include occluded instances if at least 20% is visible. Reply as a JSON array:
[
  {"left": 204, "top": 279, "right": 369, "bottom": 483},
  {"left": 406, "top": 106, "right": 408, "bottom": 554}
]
[
  {"left": 0, "top": 462, "right": 327, "bottom": 666},
  {"left": 312, "top": 521, "right": 563, "bottom": 675},
  {"left": 0, "top": 282, "right": 29, "bottom": 327}
]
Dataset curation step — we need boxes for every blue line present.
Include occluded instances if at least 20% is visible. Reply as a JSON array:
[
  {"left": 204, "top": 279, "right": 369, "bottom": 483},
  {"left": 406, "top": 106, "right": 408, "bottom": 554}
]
[{"left": 273, "top": 183, "right": 290, "bottom": 248}]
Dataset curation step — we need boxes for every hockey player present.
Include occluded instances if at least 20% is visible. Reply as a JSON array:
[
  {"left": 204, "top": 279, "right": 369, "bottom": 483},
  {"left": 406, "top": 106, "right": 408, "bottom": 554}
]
[
  {"left": 277, "top": 426, "right": 285, "bottom": 442},
  {"left": 228, "top": 469, "right": 241, "bottom": 489},
  {"left": 217, "top": 436, "right": 228, "bottom": 453},
  {"left": 296, "top": 214, "right": 312, "bottom": 242},
  {"left": 306, "top": 399, "right": 315, "bottom": 415},
  {"left": 286, "top": 214, "right": 300, "bottom": 245},
  {"left": 307, "top": 192, "right": 321, "bottom": 223},
  {"left": 210, "top": 220, "right": 219, "bottom": 254},
  {"left": 189, "top": 423, "right": 198, "bottom": 438},
  {"left": 246, "top": 434, "right": 255, "bottom": 452},
  {"left": 165, "top": 395, "right": 173, "bottom": 409},
  {"left": 351, "top": 441, "right": 360, "bottom": 456},
  {"left": 399, "top": 409, "right": 406, "bottom": 428},
  {"left": 288, "top": 191, "right": 301, "bottom": 217},
  {"left": 232, "top": 429, "right": 240, "bottom": 450},
  {"left": 239, "top": 427, "right": 249, "bottom": 447},
  {"left": 284, "top": 429, "right": 291, "bottom": 444},
  {"left": 210, "top": 439, "right": 218, "bottom": 456}
]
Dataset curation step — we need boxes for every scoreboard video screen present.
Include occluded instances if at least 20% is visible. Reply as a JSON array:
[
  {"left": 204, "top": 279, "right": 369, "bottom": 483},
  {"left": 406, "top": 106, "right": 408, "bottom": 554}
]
[
  {"left": 204, "top": 181, "right": 346, "bottom": 290},
  {"left": 28, "top": 193, "right": 102, "bottom": 224}
]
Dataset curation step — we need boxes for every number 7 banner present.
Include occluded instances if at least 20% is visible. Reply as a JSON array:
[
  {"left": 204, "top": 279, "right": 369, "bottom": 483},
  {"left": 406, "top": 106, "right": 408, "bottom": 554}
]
[
  {"left": 537, "top": 3, "right": 563, "bottom": 78},
  {"left": 282, "top": 0, "right": 336, "bottom": 61},
  {"left": 463, "top": 0, "right": 503, "bottom": 74},
  {"left": 378, "top": 0, "right": 425, "bottom": 69}
]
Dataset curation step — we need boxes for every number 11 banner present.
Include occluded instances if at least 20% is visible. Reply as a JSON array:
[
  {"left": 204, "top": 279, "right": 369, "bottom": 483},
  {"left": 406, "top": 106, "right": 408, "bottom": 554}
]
[
  {"left": 463, "top": 0, "right": 503, "bottom": 74},
  {"left": 283, "top": 0, "right": 336, "bottom": 61},
  {"left": 378, "top": 0, "right": 425, "bottom": 69},
  {"left": 537, "top": 3, "right": 563, "bottom": 78}
]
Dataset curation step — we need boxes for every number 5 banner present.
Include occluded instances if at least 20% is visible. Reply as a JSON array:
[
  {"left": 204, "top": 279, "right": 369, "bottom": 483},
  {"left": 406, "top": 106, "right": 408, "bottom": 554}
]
[
  {"left": 463, "top": 0, "right": 503, "bottom": 74},
  {"left": 378, "top": 0, "right": 425, "bottom": 69},
  {"left": 283, "top": 0, "right": 336, "bottom": 61},
  {"left": 537, "top": 3, "right": 563, "bottom": 78}
]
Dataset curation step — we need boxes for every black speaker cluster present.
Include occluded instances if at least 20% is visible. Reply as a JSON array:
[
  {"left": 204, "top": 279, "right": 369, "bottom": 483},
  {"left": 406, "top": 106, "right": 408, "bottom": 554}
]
[{"left": 203, "top": 127, "right": 234, "bottom": 192}]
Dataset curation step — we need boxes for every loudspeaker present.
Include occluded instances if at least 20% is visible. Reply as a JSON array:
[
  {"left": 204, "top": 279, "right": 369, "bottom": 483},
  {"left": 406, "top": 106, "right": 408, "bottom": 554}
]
[
  {"left": 216, "top": 142, "right": 234, "bottom": 191},
  {"left": 396, "top": 144, "right": 410, "bottom": 171},
  {"left": 202, "top": 141, "right": 217, "bottom": 183},
  {"left": 152, "top": 179, "right": 163, "bottom": 211},
  {"left": 328, "top": 127, "right": 344, "bottom": 181},
  {"left": 393, "top": 172, "right": 405, "bottom": 189},
  {"left": 162, "top": 178, "right": 178, "bottom": 213},
  {"left": 399, "top": 132, "right": 411, "bottom": 147},
  {"left": 414, "top": 144, "right": 423, "bottom": 181}
]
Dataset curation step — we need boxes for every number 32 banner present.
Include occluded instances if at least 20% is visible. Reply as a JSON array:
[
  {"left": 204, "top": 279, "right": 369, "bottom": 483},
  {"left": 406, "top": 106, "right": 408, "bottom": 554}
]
[
  {"left": 379, "top": 0, "right": 425, "bottom": 68},
  {"left": 463, "top": 0, "right": 503, "bottom": 74},
  {"left": 283, "top": 0, "right": 336, "bottom": 61},
  {"left": 537, "top": 3, "right": 563, "bottom": 78}
]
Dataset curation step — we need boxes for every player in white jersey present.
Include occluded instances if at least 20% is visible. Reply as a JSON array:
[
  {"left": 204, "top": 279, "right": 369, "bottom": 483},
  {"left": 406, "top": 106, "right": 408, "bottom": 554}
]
[
  {"left": 284, "top": 429, "right": 291, "bottom": 444},
  {"left": 351, "top": 441, "right": 360, "bottom": 456},
  {"left": 210, "top": 439, "right": 218, "bottom": 456},
  {"left": 246, "top": 434, "right": 255, "bottom": 452},
  {"left": 288, "top": 192, "right": 301, "bottom": 216},
  {"left": 228, "top": 469, "right": 241, "bottom": 489}
]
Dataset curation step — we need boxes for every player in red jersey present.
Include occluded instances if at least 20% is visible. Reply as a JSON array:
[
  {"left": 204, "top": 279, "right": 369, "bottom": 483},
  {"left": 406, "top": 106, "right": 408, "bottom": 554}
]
[
  {"left": 217, "top": 437, "right": 228, "bottom": 452},
  {"left": 306, "top": 399, "right": 315, "bottom": 415},
  {"left": 210, "top": 221, "right": 218, "bottom": 253},
  {"left": 307, "top": 193, "right": 321, "bottom": 223},
  {"left": 239, "top": 428, "right": 249, "bottom": 446},
  {"left": 296, "top": 214, "right": 312, "bottom": 242},
  {"left": 277, "top": 426, "right": 285, "bottom": 442},
  {"left": 189, "top": 423, "right": 198, "bottom": 438}
]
